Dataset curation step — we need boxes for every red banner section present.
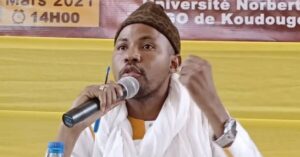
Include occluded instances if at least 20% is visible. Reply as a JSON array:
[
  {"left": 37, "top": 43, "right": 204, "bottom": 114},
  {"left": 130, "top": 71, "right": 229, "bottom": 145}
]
[{"left": 0, "top": 0, "right": 300, "bottom": 41}]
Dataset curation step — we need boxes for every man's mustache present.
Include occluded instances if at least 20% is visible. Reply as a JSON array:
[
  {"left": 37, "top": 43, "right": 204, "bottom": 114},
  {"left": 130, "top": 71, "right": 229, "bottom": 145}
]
[{"left": 119, "top": 65, "right": 145, "bottom": 78}]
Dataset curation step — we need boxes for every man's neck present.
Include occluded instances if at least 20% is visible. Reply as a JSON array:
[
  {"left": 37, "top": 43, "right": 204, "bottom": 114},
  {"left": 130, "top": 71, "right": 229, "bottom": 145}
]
[{"left": 126, "top": 77, "right": 170, "bottom": 121}]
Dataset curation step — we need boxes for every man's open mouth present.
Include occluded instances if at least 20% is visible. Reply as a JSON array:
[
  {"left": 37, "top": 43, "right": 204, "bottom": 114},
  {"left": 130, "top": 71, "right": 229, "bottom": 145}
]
[{"left": 120, "top": 66, "right": 143, "bottom": 78}]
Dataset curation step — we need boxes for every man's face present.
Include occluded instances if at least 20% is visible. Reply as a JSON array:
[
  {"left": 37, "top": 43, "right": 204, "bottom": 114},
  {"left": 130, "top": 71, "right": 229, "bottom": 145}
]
[{"left": 112, "top": 24, "right": 175, "bottom": 98}]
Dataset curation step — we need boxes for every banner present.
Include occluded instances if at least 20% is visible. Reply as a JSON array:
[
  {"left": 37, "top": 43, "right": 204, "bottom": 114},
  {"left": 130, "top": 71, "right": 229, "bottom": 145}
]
[
  {"left": 0, "top": 0, "right": 99, "bottom": 27},
  {"left": 1, "top": 0, "right": 300, "bottom": 41}
]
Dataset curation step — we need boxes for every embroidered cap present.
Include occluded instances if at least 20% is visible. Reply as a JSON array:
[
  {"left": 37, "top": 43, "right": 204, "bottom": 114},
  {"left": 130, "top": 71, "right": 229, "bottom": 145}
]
[{"left": 114, "top": 2, "right": 181, "bottom": 54}]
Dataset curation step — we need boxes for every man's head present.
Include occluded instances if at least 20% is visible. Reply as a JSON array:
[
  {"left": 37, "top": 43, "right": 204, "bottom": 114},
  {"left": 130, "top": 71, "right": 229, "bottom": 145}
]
[{"left": 112, "top": 2, "right": 181, "bottom": 98}]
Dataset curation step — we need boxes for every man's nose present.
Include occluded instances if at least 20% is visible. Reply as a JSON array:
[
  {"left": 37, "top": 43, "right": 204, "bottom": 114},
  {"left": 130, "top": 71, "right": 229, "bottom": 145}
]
[{"left": 124, "top": 48, "right": 141, "bottom": 64}]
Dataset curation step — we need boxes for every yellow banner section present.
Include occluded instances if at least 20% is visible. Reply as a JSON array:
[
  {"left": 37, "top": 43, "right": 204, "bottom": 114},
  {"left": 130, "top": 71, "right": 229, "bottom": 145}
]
[{"left": 0, "top": 0, "right": 99, "bottom": 27}]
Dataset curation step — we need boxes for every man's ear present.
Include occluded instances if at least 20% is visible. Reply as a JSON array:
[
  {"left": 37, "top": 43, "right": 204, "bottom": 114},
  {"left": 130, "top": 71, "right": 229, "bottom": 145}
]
[{"left": 170, "top": 55, "right": 181, "bottom": 73}]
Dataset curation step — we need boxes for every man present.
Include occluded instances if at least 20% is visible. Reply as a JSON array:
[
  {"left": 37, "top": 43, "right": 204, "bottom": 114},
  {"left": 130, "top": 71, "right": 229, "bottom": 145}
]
[{"left": 57, "top": 2, "right": 262, "bottom": 157}]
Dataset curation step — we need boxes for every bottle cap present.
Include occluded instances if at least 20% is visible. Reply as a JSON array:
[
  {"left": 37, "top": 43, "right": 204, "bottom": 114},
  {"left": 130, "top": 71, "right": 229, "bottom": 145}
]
[{"left": 48, "top": 141, "right": 64, "bottom": 154}]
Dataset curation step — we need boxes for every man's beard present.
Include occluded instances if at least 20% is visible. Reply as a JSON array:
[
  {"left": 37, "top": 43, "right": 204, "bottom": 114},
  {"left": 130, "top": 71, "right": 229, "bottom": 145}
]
[
  {"left": 132, "top": 75, "right": 170, "bottom": 100},
  {"left": 132, "top": 76, "right": 150, "bottom": 99}
]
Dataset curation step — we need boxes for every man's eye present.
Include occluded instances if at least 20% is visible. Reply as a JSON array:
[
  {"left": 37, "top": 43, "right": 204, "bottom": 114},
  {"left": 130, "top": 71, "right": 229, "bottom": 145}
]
[
  {"left": 143, "top": 44, "right": 154, "bottom": 50},
  {"left": 117, "top": 45, "right": 127, "bottom": 51}
]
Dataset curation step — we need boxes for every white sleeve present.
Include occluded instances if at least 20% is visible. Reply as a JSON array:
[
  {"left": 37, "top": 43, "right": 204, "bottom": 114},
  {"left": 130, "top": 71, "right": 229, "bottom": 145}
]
[
  {"left": 71, "top": 126, "right": 95, "bottom": 157},
  {"left": 227, "top": 122, "right": 263, "bottom": 157}
]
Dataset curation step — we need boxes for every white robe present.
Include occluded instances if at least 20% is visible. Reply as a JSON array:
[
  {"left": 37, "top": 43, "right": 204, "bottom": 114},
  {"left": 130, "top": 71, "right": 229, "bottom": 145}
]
[{"left": 71, "top": 74, "right": 262, "bottom": 157}]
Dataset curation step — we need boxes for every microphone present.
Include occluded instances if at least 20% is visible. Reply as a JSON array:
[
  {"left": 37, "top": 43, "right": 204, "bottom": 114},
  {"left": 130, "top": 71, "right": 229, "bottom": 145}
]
[{"left": 62, "top": 76, "right": 140, "bottom": 128}]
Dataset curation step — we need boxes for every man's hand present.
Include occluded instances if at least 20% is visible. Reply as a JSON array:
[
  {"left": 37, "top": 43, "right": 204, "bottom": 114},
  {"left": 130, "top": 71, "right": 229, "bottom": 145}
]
[
  {"left": 179, "top": 55, "right": 230, "bottom": 138},
  {"left": 57, "top": 81, "right": 125, "bottom": 157}
]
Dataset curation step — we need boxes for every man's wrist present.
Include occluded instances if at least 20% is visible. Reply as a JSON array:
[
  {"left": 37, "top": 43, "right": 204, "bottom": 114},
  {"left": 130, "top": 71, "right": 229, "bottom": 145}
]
[
  {"left": 202, "top": 99, "right": 230, "bottom": 138},
  {"left": 214, "top": 118, "right": 237, "bottom": 148}
]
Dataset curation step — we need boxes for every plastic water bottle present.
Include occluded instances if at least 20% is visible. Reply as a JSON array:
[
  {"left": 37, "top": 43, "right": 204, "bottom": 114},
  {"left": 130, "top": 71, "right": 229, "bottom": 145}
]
[{"left": 46, "top": 141, "right": 64, "bottom": 157}]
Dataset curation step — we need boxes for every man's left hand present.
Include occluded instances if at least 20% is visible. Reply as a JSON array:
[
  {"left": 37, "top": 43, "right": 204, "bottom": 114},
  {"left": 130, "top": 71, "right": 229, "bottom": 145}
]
[{"left": 179, "top": 55, "right": 230, "bottom": 138}]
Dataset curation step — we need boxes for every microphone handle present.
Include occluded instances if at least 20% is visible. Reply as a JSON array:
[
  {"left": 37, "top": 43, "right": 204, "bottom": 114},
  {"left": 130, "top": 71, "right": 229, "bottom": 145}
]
[
  {"left": 62, "top": 83, "right": 128, "bottom": 128},
  {"left": 62, "top": 98, "right": 100, "bottom": 128}
]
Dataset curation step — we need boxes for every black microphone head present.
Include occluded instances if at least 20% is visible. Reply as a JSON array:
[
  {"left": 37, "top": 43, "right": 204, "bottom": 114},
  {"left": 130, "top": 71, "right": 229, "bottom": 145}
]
[{"left": 118, "top": 76, "right": 140, "bottom": 99}]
